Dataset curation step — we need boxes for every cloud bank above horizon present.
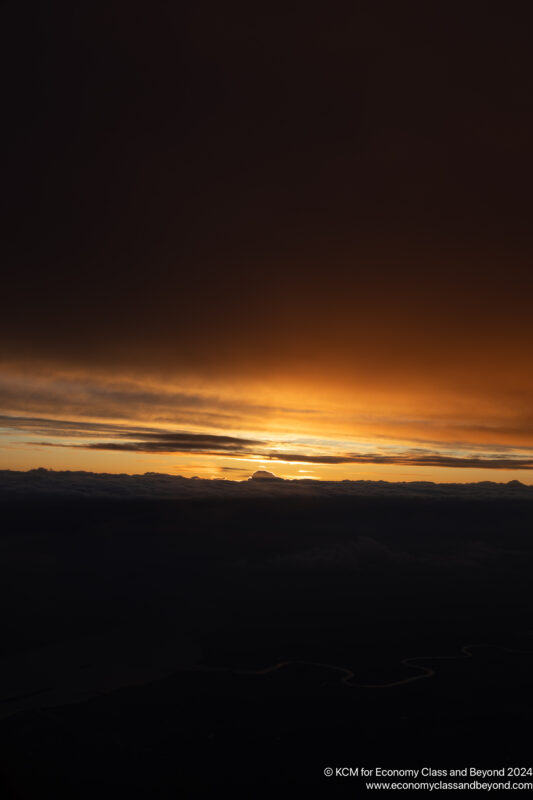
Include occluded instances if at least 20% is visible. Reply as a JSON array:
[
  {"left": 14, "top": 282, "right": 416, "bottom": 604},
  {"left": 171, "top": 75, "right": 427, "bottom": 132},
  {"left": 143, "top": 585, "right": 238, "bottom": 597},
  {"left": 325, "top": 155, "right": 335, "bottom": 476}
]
[
  {"left": 1, "top": 467, "right": 532, "bottom": 502},
  {"left": 2, "top": 390, "right": 533, "bottom": 484}
]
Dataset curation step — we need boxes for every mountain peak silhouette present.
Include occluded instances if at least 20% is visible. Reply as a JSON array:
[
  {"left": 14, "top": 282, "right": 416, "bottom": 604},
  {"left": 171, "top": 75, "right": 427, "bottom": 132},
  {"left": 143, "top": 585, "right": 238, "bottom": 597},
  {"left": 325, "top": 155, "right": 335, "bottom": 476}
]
[{"left": 250, "top": 469, "right": 280, "bottom": 481}]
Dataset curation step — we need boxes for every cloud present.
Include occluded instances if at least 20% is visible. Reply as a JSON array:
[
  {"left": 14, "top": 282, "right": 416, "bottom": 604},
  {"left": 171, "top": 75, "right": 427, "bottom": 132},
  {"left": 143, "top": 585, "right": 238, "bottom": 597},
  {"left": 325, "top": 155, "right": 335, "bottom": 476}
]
[
  {"left": 263, "top": 452, "right": 533, "bottom": 470},
  {"left": 85, "top": 431, "right": 260, "bottom": 454},
  {"left": 0, "top": 415, "right": 157, "bottom": 439},
  {"left": 0, "top": 376, "right": 319, "bottom": 433},
  {"left": 0, "top": 415, "right": 261, "bottom": 454},
  {"left": 0, "top": 468, "right": 531, "bottom": 501},
  {"left": 3, "top": 414, "right": 533, "bottom": 471}
]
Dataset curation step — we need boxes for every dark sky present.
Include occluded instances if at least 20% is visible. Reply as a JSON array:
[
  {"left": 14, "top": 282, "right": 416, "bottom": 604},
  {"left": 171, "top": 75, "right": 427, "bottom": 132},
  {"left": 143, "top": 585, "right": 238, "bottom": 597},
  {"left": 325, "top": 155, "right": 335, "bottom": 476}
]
[
  {"left": 3, "top": 2, "right": 533, "bottom": 373},
  {"left": 2, "top": 2, "right": 533, "bottom": 480}
]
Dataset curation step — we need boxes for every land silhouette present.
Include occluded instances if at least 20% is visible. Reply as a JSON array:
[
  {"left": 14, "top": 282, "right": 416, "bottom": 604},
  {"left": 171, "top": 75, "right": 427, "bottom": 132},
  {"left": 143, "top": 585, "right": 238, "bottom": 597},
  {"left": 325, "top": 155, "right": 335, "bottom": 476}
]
[{"left": 1, "top": 471, "right": 532, "bottom": 795}]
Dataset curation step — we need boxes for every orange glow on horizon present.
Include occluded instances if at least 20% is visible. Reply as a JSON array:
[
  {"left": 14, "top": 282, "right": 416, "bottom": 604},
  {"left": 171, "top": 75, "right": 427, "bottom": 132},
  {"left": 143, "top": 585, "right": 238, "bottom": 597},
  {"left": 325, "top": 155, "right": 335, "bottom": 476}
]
[{"left": 1, "top": 362, "right": 533, "bottom": 484}]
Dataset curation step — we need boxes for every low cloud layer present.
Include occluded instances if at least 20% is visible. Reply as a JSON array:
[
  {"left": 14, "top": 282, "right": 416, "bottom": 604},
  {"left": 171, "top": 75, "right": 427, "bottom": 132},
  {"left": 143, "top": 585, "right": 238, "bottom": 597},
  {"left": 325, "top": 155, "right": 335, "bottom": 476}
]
[{"left": 1, "top": 468, "right": 532, "bottom": 501}]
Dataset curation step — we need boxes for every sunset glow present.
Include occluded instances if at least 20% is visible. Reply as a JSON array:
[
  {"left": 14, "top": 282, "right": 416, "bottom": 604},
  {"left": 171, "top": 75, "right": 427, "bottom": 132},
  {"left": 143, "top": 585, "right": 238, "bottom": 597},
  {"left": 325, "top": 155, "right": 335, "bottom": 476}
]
[{"left": 2, "top": 363, "right": 533, "bottom": 483}]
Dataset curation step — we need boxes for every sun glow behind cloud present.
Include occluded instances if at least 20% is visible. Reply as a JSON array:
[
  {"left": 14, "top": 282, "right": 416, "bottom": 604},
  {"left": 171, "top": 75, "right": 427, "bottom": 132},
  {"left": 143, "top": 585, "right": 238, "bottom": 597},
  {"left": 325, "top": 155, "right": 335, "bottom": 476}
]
[{"left": 1, "top": 365, "right": 533, "bottom": 483}]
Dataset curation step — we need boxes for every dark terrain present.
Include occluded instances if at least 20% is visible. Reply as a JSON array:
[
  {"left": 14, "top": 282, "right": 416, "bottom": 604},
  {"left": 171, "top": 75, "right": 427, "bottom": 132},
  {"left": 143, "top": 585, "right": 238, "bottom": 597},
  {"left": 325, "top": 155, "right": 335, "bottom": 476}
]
[{"left": 1, "top": 472, "right": 533, "bottom": 796}]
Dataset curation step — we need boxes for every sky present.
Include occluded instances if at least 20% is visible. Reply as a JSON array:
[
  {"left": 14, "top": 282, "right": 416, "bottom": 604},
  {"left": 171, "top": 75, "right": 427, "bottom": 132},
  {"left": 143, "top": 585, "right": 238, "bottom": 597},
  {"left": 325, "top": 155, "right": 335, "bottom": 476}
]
[{"left": 2, "top": 2, "right": 533, "bottom": 482}]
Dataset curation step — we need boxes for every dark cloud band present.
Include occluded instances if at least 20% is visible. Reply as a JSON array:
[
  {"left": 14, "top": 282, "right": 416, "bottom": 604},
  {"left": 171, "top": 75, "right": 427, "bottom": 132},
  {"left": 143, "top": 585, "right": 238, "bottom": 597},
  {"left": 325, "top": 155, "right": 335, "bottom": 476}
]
[{"left": 3, "top": 415, "right": 533, "bottom": 471}]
